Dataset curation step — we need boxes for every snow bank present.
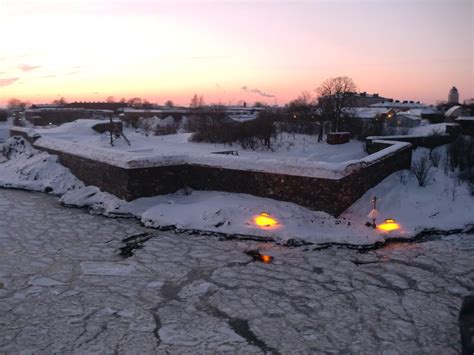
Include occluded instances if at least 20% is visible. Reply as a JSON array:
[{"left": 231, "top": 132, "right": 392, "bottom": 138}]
[
  {"left": 343, "top": 146, "right": 474, "bottom": 234},
  {"left": 0, "top": 136, "right": 84, "bottom": 194},
  {"left": 408, "top": 123, "right": 447, "bottom": 136}
]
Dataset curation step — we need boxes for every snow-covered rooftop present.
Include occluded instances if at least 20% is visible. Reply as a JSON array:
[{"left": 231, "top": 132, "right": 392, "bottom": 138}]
[
  {"left": 455, "top": 116, "right": 474, "bottom": 121},
  {"left": 343, "top": 107, "right": 390, "bottom": 119},
  {"left": 370, "top": 101, "right": 428, "bottom": 109},
  {"left": 405, "top": 107, "right": 439, "bottom": 117},
  {"left": 396, "top": 113, "right": 422, "bottom": 121},
  {"left": 445, "top": 105, "right": 462, "bottom": 117}
]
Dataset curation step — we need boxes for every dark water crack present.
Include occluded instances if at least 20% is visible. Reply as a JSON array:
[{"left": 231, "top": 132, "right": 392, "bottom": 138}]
[
  {"left": 118, "top": 233, "right": 153, "bottom": 257},
  {"left": 202, "top": 304, "right": 281, "bottom": 355}
]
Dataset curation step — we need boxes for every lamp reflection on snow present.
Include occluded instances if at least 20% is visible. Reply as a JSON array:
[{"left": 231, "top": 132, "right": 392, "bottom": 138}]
[
  {"left": 377, "top": 218, "right": 401, "bottom": 232},
  {"left": 254, "top": 212, "right": 280, "bottom": 230}
]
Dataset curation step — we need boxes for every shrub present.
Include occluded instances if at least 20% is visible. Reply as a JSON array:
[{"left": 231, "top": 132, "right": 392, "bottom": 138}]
[
  {"left": 430, "top": 149, "right": 442, "bottom": 167},
  {"left": 190, "top": 108, "right": 277, "bottom": 150},
  {"left": 411, "top": 153, "right": 432, "bottom": 187},
  {"left": 429, "top": 128, "right": 444, "bottom": 137},
  {"left": 449, "top": 135, "right": 474, "bottom": 193}
]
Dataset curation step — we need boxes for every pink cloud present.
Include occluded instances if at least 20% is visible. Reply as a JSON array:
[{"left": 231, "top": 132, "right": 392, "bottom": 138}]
[
  {"left": 18, "top": 64, "right": 41, "bottom": 72},
  {"left": 0, "top": 78, "right": 19, "bottom": 86}
]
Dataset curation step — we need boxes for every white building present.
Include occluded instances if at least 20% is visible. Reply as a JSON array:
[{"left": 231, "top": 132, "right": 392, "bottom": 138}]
[{"left": 448, "top": 86, "right": 459, "bottom": 104}]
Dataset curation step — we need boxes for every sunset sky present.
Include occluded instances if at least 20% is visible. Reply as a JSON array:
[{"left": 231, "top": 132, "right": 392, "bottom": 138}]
[{"left": 1, "top": 0, "right": 472, "bottom": 106}]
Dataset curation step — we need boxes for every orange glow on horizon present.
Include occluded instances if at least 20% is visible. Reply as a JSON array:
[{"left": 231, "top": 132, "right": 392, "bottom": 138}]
[{"left": 1, "top": 1, "right": 471, "bottom": 106}]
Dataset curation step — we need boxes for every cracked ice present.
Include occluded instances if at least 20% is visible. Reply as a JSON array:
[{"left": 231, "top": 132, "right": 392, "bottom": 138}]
[{"left": 0, "top": 189, "right": 472, "bottom": 354}]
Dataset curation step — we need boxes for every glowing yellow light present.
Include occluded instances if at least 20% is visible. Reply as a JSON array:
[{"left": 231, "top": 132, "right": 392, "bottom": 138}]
[
  {"left": 254, "top": 212, "right": 279, "bottom": 229},
  {"left": 377, "top": 219, "right": 400, "bottom": 232}
]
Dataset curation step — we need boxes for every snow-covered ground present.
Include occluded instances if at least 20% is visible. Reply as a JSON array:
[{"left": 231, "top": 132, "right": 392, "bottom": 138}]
[
  {"left": 10, "top": 119, "right": 376, "bottom": 179},
  {"left": 30, "top": 119, "right": 367, "bottom": 163},
  {"left": 408, "top": 122, "right": 448, "bottom": 136},
  {"left": 0, "top": 188, "right": 472, "bottom": 353},
  {"left": 343, "top": 146, "right": 473, "bottom": 233},
  {"left": 1, "top": 136, "right": 472, "bottom": 246}
]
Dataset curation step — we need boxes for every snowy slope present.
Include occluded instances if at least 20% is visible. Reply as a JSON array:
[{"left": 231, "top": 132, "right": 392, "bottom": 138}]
[{"left": 344, "top": 147, "right": 473, "bottom": 234}]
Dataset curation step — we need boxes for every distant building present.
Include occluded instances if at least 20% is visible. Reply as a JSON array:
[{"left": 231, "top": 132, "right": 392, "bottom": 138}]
[
  {"left": 387, "top": 113, "right": 421, "bottom": 128},
  {"left": 464, "top": 98, "right": 474, "bottom": 106},
  {"left": 404, "top": 107, "right": 444, "bottom": 123},
  {"left": 455, "top": 116, "right": 474, "bottom": 135},
  {"left": 343, "top": 107, "right": 394, "bottom": 120},
  {"left": 224, "top": 106, "right": 264, "bottom": 122},
  {"left": 65, "top": 101, "right": 129, "bottom": 111},
  {"left": 25, "top": 108, "right": 112, "bottom": 126},
  {"left": 370, "top": 100, "right": 428, "bottom": 111},
  {"left": 347, "top": 92, "right": 392, "bottom": 107},
  {"left": 444, "top": 105, "right": 470, "bottom": 121},
  {"left": 448, "top": 86, "right": 459, "bottom": 104}
]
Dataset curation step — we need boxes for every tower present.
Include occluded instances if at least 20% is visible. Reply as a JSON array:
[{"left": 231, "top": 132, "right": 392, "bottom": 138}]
[{"left": 448, "top": 86, "right": 459, "bottom": 104}]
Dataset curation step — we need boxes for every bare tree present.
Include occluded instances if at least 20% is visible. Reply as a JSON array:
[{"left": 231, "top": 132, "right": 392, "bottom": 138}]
[
  {"left": 430, "top": 149, "right": 442, "bottom": 167},
  {"left": 164, "top": 100, "right": 174, "bottom": 108},
  {"left": 316, "top": 76, "right": 357, "bottom": 132},
  {"left": 52, "top": 97, "right": 67, "bottom": 106},
  {"left": 285, "top": 91, "right": 319, "bottom": 137},
  {"left": 106, "top": 96, "right": 116, "bottom": 103},
  {"left": 190, "top": 94, "right": 205, "bottom": 108},
  {"left": 127, "top": 97, "right": 143, "bottom": 108},
  {"left": 7, "top": 98, "right": 28, "bottom": 111},
  {"left": 288, "top": 92, "right": 313, "bottom": 120},
  {"left": 140, "top": 117, "right": 153, "bottom": 136},
  {"left": 412, "top": 153, "right": 432, "bottom": 187}
]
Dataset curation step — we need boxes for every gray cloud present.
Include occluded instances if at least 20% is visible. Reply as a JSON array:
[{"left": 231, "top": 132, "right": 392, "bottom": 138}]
[
  {"left": 0, "top": 77, "right": 19, "bottom": 87},
  {"left": 18, "top": 64, "right": 41, "bottom": 72},
  {"left": 241, "top": 85, "right": 275, "bottom": 98}
]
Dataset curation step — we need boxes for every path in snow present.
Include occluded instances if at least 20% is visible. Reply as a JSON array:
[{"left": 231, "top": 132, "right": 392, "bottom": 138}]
[{"left": 0, "top": 189, "right": 472, "bottom": 353}]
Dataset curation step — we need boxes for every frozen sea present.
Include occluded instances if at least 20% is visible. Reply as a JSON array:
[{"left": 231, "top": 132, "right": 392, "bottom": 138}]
[{"left": 0, "top": 188, "right": 472, "bottom": 354}]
